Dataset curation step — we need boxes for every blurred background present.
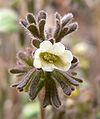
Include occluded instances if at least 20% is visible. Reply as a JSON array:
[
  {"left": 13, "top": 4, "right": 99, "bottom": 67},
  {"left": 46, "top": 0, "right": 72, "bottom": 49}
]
[{"left": 0, "top": 0, "right": 100, "bottom": 119}]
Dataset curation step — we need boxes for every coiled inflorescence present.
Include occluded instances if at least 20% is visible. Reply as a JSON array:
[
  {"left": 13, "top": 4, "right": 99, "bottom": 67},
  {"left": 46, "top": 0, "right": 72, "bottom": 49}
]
[{"left": 10, "top": 11, "right": 83, "bottom": 108}]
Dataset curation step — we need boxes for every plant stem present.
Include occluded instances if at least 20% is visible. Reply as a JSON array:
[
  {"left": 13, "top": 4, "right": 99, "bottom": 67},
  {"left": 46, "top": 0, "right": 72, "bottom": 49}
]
[
  {"left": 38, "top": 90, "right": 45, "bottom": 119},
  {"left": 40, "top": 105, "right": 45, "bottom": 119}
]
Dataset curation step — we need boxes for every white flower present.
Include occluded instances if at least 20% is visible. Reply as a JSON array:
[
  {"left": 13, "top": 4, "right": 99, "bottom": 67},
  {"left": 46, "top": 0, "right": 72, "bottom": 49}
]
[{"left": 33, "top": 41, "right": 73, "bottom": 72}]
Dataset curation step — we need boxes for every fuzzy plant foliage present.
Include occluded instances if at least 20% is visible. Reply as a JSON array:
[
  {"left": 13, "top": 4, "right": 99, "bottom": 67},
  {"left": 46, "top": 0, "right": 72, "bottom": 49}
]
[{"left": 10, "top": 11, "right": 83, "bottom": 108}]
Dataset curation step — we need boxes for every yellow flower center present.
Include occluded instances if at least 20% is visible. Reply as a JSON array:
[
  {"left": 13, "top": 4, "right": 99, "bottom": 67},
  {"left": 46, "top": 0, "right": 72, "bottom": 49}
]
[{"left": 40, "top": 52, "right": 58, "bottom": 64}]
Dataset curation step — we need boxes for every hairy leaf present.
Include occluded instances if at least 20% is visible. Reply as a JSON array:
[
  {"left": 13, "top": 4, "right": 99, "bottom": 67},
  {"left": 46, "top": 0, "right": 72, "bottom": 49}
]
[
  {"left": 31, "top": 39, "right": 41, "bottom": 48},
  {"left": 61, "top": 13, "right": 73, "bottom": 27},
  {"left": 50, "top": 78, "right": 61, "bottom": 108},
  {"left": 54, "top": 19, "right": 61, "bottom": 40},
  {"left": 9, "top": 67, "right": 27, "bottom": 74},
  {"left": 17, "top": 51, "right": 33, "bottom": 66},
  {"left": 56, "top": 26, "right": 68, "bottom": 42},
  {"left": 43, "top": 78, "right": 52, "bottom": 108},
  {"left": 38, "top": 19, "right": 46, "bottom": 40},
  {"left": 67, "top": 22, "right": 78, "bottom": 34},
  {"left": 20, "top": 19, "right": 28, "bottom": 28},
  {"left": 27, "top": 13, "right": 36, "bottom": 24},
  {"left": 52, "top": 75, "right": 72, "bottom": 96},
  {"left": 29, "top": 71, "right": 42, "bottom": 100},
  {"left": 37, "top": 10, "right": 47, "bottom": 22},
  {"left": 16, "top": 68, "right": 35, "bottom": 91},
  {"left": 55, "top": 12, "right": 61, "bottom": 21},
  {"left": 70, "top": 56, "right": 79, "bottom": 69},
  {"left": 27, "top": 24, "right": 40, "bottom": 38}
]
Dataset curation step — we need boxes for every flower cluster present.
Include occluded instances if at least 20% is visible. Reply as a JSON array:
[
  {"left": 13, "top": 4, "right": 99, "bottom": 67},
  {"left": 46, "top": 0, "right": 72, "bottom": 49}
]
[{"left": 10, "top": 11, "right": 83, "bottom": 108}]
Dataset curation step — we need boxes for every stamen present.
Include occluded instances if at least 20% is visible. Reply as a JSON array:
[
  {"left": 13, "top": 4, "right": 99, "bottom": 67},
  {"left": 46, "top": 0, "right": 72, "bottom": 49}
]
[{"left": 40, "top": 52, "right": 58, "bottom": 64}]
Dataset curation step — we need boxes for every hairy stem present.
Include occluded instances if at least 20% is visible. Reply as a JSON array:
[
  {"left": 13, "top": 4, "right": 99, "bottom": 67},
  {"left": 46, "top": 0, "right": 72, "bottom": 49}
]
[
  {"left": 40, "top": 105, "right": 45, "bottom": 119},
  {"left": 38, "top": 89, "right": 46, "bottom": 119}
]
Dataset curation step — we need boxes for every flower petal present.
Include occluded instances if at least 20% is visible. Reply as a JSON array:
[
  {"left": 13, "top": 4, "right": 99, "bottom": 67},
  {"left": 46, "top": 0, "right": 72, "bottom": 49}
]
[
  {"left": 52, "top": 42, "right": 65, "bottom": 55},
  {"left": 34, "top": 49, "right": 41, "bottom": 58},
  {"left": 33, "top": 58, "right": 41, "bottom": 68},
  {"left": 41, "top": 62, "right": 54, "bottom": 72},
  {"left": 40, "top": 40, "right": 52, "bottom": 52},
  {"left": 62, "top": 50, "right": 73, "bottom": 62},
  {"left": 62, "top": 62, "right": 71, "bottom": 71},
  {"left": 54, "top": 61, "right": 71, "bottom": 71}
]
